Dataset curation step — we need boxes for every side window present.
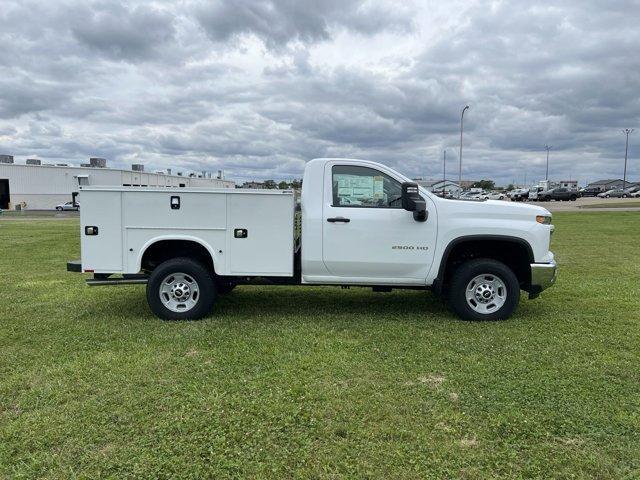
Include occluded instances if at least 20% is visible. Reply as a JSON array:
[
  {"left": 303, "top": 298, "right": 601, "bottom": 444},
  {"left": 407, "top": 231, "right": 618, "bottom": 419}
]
[{"left": 332, "top": 165, "right": 403, "bottom": 208}]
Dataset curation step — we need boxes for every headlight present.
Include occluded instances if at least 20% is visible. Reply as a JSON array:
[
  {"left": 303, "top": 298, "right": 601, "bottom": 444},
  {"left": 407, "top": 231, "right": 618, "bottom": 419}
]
[{"left": 536, "top": 215, "right": 552, "bottom": 225}]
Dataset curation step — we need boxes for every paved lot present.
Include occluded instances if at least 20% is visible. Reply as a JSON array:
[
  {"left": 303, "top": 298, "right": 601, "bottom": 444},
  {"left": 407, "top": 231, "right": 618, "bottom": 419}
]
[{"left": 525, "top": 196, "right": 640, "bottom": 212}]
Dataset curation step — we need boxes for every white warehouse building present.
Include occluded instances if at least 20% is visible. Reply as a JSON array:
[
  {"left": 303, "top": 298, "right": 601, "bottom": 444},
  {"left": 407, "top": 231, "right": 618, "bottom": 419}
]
[{"left": 0, "top": 162, "right": 235, "bottom": 210}]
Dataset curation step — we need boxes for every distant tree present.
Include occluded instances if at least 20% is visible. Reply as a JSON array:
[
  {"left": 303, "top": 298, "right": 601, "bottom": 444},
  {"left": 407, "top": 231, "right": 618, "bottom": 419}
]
[
  {"left": 263, "top": 179, "right": 277, "bottom": 189},
  {"left": 472, "top": 180, "right": 495, "bottom": 190},
  {"left": 290, "top": 179, "right": 303, "bottom": 189},
  {"left": 506, "top": 184, "right": 515, "bottom": 191},
  {"left": 278, "top": 181, "right": 289, "bottom": 190}
]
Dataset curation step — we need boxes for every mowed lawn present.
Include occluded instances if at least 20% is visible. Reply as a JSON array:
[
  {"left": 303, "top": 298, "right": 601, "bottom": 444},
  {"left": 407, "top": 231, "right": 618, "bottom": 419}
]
[{"left": 1, "top": 213, "right": 639, "bottom": 479}]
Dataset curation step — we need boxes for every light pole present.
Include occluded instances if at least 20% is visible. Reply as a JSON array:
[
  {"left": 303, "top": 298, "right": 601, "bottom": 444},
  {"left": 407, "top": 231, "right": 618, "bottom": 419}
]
[
  {"left": 443, "top": 150, "right": 446, "bottom": 196},
  {"left": 459, "top": 105, "right": 469, "bottom": 197},
  {"left": 622, "top": 129, "right": 634, "bottom": 191},
  {"left": 544, "top": 145, "right": 552, "bottom": 182}
]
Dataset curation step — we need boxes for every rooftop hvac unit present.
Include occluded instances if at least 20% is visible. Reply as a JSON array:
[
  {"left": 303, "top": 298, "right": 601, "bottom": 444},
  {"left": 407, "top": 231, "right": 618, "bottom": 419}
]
[{"left": 89, "top": 157, "right": 107, "bottom": 168}]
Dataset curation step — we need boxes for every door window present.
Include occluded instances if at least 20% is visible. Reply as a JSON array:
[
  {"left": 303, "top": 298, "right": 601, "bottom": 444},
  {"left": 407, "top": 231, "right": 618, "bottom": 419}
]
[{"left": 332, "top": 165, "right": 403, "bottom": 208}]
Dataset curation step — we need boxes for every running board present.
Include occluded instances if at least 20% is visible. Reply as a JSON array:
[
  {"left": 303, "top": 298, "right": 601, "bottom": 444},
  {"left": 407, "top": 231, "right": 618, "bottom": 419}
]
[{"left": 86, "top": 275, "right": 148, "bottom": 287}]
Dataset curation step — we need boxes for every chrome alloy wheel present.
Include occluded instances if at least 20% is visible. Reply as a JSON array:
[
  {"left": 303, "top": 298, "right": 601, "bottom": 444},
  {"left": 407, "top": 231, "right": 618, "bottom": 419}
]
[
  {"left": 465, "top": 274, "right": 507, "bottom": 314},
  {"left": 159, "top": 273, "right": 200, "bottom": 313}
]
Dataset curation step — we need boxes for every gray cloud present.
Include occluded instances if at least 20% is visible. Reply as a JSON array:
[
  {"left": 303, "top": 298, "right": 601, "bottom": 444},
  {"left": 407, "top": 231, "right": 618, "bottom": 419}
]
[
  {"left": 195, "top": 0, "right": 413, "bottom": 49},
  {"left": 71, "top": 3, "right": 176, "bottom": 61},
  {"left": 0, "top": 76, "right": 72, "bottom": 118}
]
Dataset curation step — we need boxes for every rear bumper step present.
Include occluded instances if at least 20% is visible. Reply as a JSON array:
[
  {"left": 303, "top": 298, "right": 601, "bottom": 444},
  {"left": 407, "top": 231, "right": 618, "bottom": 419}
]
[
  {"left": 67, "top": 260, "right": 82, "bottom": 272},
  {"left": 86, "top": 274, "right": 149, "bottom": 287}
]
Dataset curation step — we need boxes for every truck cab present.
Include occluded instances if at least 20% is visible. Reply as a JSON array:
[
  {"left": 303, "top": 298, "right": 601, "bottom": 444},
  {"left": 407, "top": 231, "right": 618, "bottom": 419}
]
[{"left": 68, "top": 158, "right": 557, "bottom": 321}]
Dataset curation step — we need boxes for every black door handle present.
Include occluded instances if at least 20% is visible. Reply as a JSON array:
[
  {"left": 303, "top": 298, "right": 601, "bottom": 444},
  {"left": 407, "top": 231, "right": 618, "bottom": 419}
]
[{"left": 327, "top": 217, "right": 350, "bottom": 223}]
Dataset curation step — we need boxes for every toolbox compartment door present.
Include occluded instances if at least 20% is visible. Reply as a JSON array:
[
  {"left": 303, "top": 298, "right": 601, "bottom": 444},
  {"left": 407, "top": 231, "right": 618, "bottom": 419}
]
[
  {"left": 227, "top": 193, "right": 294, "bottom": 276},
  {"left": 80, "top": 190, "right": 123, "bottom": 272}
]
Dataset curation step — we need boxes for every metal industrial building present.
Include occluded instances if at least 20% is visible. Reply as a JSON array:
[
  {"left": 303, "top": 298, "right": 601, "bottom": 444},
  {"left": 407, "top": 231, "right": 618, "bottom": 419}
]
[{"left": 0, "top": 160, "right": 235, "bottom": 210}]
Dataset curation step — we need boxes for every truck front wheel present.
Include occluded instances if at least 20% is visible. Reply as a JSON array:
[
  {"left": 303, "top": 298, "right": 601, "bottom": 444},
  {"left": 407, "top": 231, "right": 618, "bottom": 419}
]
[
  {"left": 447, "top": 258, "right": 520, "bottom": 321},
  {"left": 146, "top": 257, "right": 217, "bottom": 320}
]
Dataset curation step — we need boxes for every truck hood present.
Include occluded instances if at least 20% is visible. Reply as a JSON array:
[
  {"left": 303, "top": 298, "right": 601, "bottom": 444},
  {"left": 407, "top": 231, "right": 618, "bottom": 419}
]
[
  {"left": 482, "top": 199, "right": 550, "bottom": 216},
  {"left": 436, "top": 197, "right": 551, "bottom": 219}
]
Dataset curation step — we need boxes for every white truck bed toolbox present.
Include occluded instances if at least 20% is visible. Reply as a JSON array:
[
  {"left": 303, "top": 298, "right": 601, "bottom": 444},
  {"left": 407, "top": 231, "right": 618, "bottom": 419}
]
[{"left": 79, "top": 187, "right": 295, "bottom": 277}]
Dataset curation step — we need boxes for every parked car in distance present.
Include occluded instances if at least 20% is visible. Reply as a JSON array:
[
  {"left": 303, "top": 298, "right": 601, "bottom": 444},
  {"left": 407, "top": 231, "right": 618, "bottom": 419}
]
[
  {"left": 508, "top": 188, "right": 529, "bottom": 201},
  {"left": 579, "top": 187, "right": 601, "bottom": 197},
  {"left": 484, "top": 191, "right": 507, "bottom": 200},
  {"left": 609, "top": 186, "right": 640, "bottom": 198},
  {"left": 631, "top": 190, "right": 640, "bottom": 198},
  {"left": 460, "top": 191, "right": 483, "bottom": 199},
  {"left": 528, "top": 186, "right": 545, "bottom": 201},
  {"left": 538, "top": 187, "right": 579, "bottom": 202},
  {"left": 597, "top": 189, "right": 619, "bottom": 198},
  {"left": 55, "top": 201, "right": 80, "bottom": 211},
  {"left": 433, "top": 190, "right": 455, "bottom": 199}
]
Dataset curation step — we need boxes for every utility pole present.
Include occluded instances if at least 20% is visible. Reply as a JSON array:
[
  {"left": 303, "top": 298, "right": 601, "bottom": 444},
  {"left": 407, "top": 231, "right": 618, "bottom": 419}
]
[
  {"left": 622, "top": 129, "right": 634, "bottom": 191},
  {"left": 443, "top": 150, "right": 446, "bottom": 196},
  {"left": 459, "top": 105, "right": 470, "bottom": 197},
  {"left": 544, "top": 145, "right": 552, "bottom": 182}
]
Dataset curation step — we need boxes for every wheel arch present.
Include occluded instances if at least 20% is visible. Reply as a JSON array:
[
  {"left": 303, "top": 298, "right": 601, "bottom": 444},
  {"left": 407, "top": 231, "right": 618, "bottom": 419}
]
[
  {"left": 137, "top": 236, "right": 218, "bottom": 273},
  {"left": 434, "top": 235, "right": 534, "bottom": 294}
]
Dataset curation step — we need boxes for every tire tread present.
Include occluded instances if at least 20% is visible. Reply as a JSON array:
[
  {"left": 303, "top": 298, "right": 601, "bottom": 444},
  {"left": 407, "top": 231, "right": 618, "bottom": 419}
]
[
  {"left": 146, "top": 257, "right": 216, "bottom": 320},
  {"left": 447, "top": 258, "right": 520, "bottom": 321}
]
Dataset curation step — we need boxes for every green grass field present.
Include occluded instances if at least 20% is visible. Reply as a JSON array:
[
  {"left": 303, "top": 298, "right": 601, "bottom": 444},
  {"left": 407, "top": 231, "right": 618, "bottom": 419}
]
[
  {"left": 579, "top": 201, "right": 640, "bottom": 209},
  {"left": 1, "top": 213, "right": 639, "bottom": 479}
]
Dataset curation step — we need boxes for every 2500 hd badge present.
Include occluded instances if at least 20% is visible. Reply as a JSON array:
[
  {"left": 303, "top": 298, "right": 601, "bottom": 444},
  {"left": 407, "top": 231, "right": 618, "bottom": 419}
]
[{"left": 392, "top": 245, "right": 429, "bottom": 250}]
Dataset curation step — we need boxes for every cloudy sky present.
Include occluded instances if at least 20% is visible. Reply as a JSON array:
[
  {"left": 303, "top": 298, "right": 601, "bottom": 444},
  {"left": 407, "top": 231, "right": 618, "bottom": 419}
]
[{"left": 1, "top": 0, "right": 639, "bottom": 185}]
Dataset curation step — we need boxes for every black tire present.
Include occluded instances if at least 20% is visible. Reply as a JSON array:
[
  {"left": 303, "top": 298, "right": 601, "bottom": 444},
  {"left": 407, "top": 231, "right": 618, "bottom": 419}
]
[
  {"left": 622, "top": 194, "right": 628, "bottom": 198},
  {"left": 447, "top": 258, "right": 520, "bottom": 321},
  {"left": 606, "top": 194, "right": 610, "bottom": 198},
  {"left": 146, "top": 257, "right": 216, "bottom": 320},
  {"left": 570, "top": 195, "right": 577, "bottom": 201},
  {"left": 56, "top": 207, "right": 63, "bottom": 211}
]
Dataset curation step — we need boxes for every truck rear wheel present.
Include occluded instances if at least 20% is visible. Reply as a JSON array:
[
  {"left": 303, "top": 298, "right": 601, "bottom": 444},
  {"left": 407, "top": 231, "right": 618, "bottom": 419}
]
[
  {"left": 447, "top": 258, "right": 520, "bottom": 321},
  {"left": 146, "top": 257, "right": 216, "bottom": 320}
]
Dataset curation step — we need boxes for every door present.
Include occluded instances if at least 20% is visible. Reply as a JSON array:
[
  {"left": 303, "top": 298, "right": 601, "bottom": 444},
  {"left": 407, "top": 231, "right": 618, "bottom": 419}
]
[
  {"left": 0, "top": 179, "right": 9, "bottom": 209},
  {"left": 322, "top": 162, "right": 437, "bottom": 283}
]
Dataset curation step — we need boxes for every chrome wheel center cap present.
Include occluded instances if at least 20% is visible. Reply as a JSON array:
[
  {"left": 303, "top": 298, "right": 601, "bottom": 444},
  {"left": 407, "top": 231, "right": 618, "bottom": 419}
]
[
  {"left": 465, "top": 274, "right": 507, "bottom": 314},
  {"left": 171, "top": 282, "right": 190, "bottom": 301},
  {"left": 475, "top": 284, "right": 495, "bottom": 303}
]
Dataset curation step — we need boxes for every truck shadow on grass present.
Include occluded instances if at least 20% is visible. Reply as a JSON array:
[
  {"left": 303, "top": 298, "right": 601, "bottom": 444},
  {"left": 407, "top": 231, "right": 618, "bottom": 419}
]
[
  {"left": 218, "top": 286, "right": 450, "bottom": 318},
  {"left": 86, "top": 285, "right": 457, "bottom": 323}
]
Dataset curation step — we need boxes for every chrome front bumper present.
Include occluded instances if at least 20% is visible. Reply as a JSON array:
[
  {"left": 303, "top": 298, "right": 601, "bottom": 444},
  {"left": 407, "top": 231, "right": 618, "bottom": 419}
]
[{"left": 529, "top": 259, "right": 557, "bottom": 299}]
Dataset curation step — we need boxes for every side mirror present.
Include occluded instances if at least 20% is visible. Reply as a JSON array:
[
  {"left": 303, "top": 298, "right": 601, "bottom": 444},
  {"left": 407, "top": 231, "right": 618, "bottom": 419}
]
[{"left": 401, "top": 182, "right": 428, "bottom": 222}]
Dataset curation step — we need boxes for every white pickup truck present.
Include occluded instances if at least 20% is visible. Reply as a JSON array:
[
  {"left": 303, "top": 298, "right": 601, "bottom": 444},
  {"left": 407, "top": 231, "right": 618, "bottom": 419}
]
[{"left": 67, "top": 158, "right": 557, "bottom": 321}]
